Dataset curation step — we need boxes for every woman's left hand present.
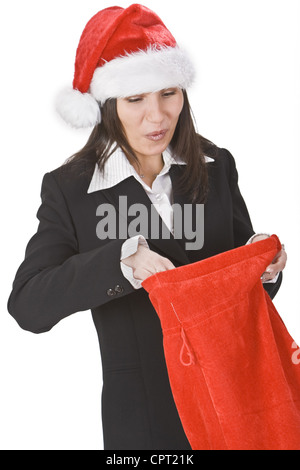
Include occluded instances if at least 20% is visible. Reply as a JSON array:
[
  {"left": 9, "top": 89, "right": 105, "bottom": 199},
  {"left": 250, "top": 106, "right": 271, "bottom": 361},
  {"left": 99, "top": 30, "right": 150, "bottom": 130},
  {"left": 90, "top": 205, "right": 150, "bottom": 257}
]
[{"left": 251, "top": 234, "right": 287, "bottom": 282}]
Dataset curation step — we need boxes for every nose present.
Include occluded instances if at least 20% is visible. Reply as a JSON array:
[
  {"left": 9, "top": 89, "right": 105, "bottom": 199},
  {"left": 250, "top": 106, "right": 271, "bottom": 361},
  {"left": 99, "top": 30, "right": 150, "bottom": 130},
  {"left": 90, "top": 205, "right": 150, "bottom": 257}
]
[{"left": 145, "top": 94, "right": 165, "bottom": 123}]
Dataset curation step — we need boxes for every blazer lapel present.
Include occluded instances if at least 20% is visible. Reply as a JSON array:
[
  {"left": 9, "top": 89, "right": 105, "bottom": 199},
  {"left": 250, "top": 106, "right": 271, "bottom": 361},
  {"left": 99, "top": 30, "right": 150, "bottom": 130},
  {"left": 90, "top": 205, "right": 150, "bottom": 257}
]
[
  {"left": 90, "top": 174, "right": 190, "bottom": 266},
  {"left": 169, "top": 164, "right": 204, "bottom": 256}
]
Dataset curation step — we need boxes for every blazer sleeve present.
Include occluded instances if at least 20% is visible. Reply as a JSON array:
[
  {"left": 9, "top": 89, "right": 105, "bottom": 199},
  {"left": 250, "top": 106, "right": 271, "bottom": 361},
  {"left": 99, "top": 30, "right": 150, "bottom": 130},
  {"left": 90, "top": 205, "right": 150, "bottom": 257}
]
[{"left": 7, "top": 172, "right": 134, "bottom": 334}]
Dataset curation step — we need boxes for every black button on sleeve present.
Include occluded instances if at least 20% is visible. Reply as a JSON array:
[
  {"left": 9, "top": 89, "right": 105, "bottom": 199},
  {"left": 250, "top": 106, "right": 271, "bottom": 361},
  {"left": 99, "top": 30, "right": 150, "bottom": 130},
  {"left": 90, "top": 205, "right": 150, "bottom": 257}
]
[
  {"left": 114, "top": 285, "right": 124, "bottom": 294},
  {"left": 106, "top": 288, "right": 116, "bottom": 297}
]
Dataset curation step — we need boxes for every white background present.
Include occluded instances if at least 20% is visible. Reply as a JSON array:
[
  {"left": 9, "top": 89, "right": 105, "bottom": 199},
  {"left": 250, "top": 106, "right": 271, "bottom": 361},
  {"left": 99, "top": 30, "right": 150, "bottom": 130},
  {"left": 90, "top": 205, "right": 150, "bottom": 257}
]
[{"left": 0, "top": 0, "right": 299, "bottom": 450}]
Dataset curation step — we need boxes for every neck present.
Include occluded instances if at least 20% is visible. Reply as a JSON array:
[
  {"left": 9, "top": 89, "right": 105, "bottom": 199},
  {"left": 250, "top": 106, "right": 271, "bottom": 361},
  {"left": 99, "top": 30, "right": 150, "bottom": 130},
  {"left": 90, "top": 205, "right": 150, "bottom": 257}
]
[
  {"left": 131, "top": 153, "right": 164, "bottom": 187},
  {"left": 131, "top": 153, "right": 164, "bottom": 176}
]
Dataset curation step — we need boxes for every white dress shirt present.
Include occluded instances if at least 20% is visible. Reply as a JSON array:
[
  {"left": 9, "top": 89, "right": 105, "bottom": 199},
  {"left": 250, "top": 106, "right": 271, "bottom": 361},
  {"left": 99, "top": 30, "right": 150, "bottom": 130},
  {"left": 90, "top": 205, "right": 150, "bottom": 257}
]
[{"left": 87, "top": 146, "right": 277, "bottom": 289}]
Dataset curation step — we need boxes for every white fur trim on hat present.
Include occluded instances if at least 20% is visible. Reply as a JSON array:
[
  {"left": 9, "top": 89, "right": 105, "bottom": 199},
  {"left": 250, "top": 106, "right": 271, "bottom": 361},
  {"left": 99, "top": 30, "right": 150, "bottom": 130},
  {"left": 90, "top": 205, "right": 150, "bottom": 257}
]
[
  {"left": 56, "top": 46, "right": 195, "bottom": 128},
  {"left": 55, "top": 87, "right": 101, "bottom": 129},
  {"left": 90, "top": 45, "right": 195, "bottom": 104}
]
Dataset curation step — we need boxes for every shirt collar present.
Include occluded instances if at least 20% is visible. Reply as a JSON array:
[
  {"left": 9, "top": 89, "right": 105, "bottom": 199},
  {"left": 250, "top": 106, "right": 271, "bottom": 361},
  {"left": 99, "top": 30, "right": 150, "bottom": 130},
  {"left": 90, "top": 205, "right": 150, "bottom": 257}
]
[{"left": 87, "top": 146, "right": 214, "bottom": 194}]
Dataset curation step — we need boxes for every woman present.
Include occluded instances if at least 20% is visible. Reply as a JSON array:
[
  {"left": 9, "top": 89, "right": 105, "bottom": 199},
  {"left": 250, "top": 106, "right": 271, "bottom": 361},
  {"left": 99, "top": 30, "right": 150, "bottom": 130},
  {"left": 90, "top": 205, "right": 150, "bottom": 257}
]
[{"left": 8, "top": 4, "right": 287, "bottom": 450}]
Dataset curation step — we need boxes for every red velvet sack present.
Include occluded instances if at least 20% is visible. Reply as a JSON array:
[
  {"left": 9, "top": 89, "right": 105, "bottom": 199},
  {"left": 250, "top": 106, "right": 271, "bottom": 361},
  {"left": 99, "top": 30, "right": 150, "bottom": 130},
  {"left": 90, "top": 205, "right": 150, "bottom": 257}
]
[{"left": 142, "top": 236, "right": 300, "bottom": 450}]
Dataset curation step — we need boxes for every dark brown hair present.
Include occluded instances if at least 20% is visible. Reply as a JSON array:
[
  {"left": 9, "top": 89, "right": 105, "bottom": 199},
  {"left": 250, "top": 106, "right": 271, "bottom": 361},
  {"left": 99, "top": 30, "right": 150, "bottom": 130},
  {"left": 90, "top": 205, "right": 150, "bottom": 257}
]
[{"left": 65, "top": 90, "right": 216, "bottom": 203}]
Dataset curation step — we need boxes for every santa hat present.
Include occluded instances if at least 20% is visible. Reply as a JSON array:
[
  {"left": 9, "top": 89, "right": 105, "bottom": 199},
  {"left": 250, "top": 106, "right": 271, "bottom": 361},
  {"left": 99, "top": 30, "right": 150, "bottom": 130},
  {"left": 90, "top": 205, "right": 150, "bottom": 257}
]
[{"left": 56, "top": 4, "right": 195, "bottom": 128}]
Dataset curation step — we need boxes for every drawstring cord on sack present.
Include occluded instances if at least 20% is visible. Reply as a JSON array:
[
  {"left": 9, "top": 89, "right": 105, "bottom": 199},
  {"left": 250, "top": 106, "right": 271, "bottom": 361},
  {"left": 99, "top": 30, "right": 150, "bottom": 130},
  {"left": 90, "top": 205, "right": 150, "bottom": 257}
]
[
  {"left": 170, "top": 302, "right": 195, "bottom": 367},
  {"left": 180, "top": 328, "right": 195, "bottom": 367}
]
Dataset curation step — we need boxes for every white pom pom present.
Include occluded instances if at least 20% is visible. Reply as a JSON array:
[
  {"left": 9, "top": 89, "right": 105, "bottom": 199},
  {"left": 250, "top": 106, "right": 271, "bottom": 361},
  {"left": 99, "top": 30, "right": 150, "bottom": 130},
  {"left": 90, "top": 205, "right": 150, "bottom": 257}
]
[{"left": 55, "top": 87, "right": 101, "bottom": 128}]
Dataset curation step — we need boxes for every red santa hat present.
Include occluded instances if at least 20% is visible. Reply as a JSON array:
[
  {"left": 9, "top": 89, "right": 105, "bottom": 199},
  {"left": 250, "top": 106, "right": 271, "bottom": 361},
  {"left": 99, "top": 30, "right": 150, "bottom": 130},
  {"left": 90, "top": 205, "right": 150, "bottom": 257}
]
[{"left": 56, "top": 4, "right": 195, "bottom": 128}]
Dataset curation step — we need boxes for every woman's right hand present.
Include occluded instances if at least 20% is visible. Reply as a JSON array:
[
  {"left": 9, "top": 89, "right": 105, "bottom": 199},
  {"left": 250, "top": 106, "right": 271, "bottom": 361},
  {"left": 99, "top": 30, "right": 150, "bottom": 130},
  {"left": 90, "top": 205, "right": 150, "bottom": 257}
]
[{"left": 122, "top": 245, "right": 176, "bottom": 281}]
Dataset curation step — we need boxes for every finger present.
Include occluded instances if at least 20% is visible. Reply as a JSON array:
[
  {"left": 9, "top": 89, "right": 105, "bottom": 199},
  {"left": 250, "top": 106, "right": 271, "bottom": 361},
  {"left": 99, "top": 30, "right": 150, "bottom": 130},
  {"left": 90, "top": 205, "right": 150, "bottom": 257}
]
[
  {"left": 261, "top": 270, "right": 278, "bottom": 282},
  {"left": 133, "top": 266, "right": 156, "bottom": 281},
  {"left": 271, "top": 251, "right": 286, "bottom": 264},
  {"left": 269, "top": 253, "right": 287, "bottom": 272},
  {"left": 161, "top": 258, "right": 176, "bottom": 270},
  {"left": 152, "top": 261, "right": 176, "bottom": 274},
  {"left": 263, "top": 262, "right": 280, "bottom": 277},
  {"left": 150, "top": 262, "right": 172, "bottom": 274},
  {"left": 262, "top": 256, "right": 286, "bottom": 281},
  {"left": 154, "top": 264, "right": 175, "bottom": 273},
  {"left": 150, "top": 254, "right": 175, "bottom": 272},
  {"left": 135, "top": 251, "right": 176, "bottom": 275}
]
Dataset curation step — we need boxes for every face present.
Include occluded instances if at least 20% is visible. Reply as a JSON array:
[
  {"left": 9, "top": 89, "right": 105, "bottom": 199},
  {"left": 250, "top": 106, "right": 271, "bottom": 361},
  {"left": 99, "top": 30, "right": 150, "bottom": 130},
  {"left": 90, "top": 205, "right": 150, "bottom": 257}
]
[{"left": 116, "top": 88, "right": 184, "bottom": 162}]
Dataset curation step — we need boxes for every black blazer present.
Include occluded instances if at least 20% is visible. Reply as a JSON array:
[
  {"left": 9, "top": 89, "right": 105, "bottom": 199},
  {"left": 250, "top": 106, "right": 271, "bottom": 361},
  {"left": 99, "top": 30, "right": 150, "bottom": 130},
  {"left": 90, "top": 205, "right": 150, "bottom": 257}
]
[{"left": 8, "top": 147, "right": 281, "bottom": 450}]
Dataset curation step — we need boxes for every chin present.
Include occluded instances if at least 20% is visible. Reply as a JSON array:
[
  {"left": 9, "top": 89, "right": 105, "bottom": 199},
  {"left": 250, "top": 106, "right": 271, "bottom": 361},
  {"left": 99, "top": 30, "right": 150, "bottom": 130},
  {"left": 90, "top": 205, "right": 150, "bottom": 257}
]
[{"left": 146, "top": 137, "right": 171, "bottom": 153}]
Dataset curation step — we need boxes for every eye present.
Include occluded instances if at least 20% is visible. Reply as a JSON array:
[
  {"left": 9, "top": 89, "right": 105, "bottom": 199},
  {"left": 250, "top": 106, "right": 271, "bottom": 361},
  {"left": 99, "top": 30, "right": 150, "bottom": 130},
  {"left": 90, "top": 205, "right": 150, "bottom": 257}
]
[
  {"left": 162, "top": 88, "right": 177, "bottom": 98},
  {"left": 126, "top": 95, "right": 144, "bottom": 103}
]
